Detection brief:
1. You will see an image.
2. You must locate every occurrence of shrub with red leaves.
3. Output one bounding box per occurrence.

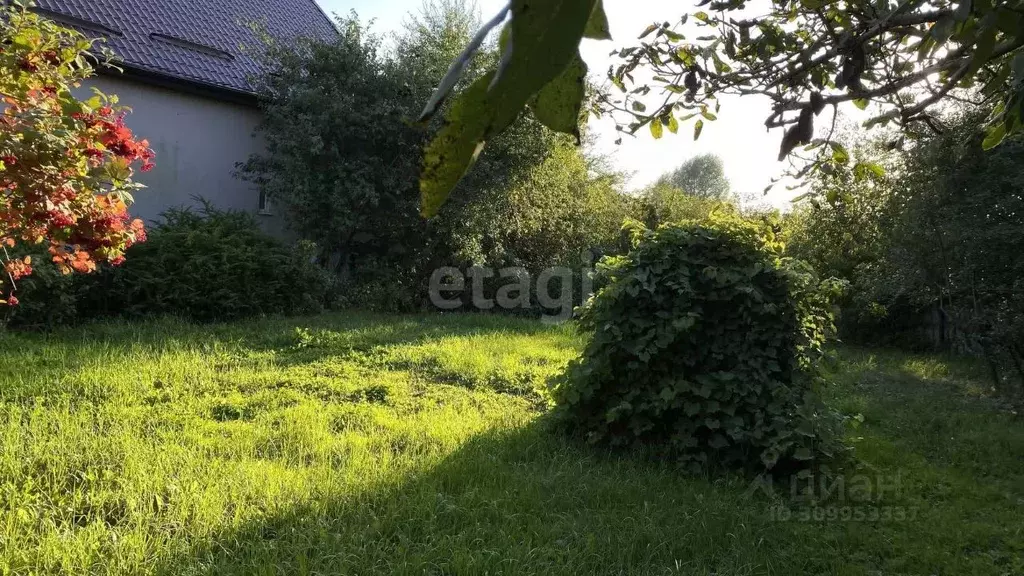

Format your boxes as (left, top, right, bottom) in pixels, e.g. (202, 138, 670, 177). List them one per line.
(1, 4, 153, 305)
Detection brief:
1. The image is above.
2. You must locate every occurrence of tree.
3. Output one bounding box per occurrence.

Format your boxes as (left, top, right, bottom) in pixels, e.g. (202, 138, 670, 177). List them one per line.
(637, 181, 734, 229)
(393, 0, 483, 96)
(243, 1, 624, 308)
(240, 15, 423, 279)
(608, 0, 1024, 163)
(874, 109, 1024, 396)
(786, 104, 1024, 405)
(656, 153, 731, 200)
(416, 0, 1024, 212)
(784, 140, 898, 341)
(1, 3, 152, 306)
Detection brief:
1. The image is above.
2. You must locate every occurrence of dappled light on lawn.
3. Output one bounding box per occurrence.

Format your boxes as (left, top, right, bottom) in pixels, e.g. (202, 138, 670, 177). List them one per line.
(1, 313, 1022, 574)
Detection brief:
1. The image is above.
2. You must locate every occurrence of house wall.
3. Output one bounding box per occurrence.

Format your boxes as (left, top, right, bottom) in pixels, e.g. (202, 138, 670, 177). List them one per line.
(79, 75, 286, 235)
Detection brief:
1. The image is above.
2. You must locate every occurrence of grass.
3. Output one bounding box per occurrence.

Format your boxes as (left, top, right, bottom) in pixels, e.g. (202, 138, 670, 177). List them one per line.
(0, 312, 1022, 575)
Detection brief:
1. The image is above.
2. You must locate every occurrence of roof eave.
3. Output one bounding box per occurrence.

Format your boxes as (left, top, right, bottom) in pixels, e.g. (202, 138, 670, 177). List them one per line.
(99, 62, 260, 107)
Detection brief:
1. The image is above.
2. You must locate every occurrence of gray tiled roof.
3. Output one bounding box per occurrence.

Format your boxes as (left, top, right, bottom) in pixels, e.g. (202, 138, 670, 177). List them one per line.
(34, 0, 338, 95)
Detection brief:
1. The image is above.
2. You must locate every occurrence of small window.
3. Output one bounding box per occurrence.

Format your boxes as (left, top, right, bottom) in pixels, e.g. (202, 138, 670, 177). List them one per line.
(258, 190, 273, 215)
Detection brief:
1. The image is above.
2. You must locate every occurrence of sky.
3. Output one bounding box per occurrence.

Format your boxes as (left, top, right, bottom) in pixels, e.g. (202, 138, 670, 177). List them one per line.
(314, 0, 815, 208)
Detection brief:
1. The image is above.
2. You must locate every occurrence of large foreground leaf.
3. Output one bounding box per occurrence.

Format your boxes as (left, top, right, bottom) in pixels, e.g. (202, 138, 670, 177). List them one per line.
(421, 72, 502, 220)
(583, 0, 611, 40)
(530, 54, 588, 139)
(419, 0, 603, 217)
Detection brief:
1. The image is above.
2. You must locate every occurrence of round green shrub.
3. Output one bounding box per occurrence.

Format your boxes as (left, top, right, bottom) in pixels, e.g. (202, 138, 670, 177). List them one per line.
(0, 244, 79, 330)
(79, 206, 331, 322)
(551, 215, 846, 475)
(4, 203, 331, 328)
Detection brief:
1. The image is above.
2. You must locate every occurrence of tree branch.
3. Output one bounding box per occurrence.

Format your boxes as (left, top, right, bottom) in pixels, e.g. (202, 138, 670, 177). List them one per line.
(766, 1, 946, 91)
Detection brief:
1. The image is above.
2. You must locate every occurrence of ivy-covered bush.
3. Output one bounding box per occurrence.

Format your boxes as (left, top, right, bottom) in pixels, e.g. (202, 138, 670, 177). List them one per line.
(551, 215, 846, 475)
(5, 204, 331, 328)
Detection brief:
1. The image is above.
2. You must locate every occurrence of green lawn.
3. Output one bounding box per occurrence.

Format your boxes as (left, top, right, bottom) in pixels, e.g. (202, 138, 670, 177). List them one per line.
(1, 313, 1022, 575)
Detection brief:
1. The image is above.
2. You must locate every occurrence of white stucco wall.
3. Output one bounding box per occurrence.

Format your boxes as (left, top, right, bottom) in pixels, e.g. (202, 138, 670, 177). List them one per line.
(80, 75, 284, 233)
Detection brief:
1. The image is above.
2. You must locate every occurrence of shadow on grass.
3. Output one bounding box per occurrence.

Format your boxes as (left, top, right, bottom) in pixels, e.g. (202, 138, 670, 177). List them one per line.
(151, 420, 827, 576)
(6, 328, 1021, 573)
(147, 347, 1024, 575)
(149, 417, 1024, 575)
(827, 346, 1024, 484)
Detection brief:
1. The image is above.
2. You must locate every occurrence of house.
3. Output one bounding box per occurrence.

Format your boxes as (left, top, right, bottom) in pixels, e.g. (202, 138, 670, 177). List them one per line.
(32, 0, 338, 230)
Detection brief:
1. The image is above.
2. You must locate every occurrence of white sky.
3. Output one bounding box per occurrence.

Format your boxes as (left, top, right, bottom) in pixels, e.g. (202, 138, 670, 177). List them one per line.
(315, 0, 855, 208)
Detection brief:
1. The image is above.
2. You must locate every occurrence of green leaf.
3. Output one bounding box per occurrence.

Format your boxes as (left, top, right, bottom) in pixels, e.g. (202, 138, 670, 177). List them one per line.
(829, 141, 849, 164)
(852, 98, 869, 110)
(701, 110, 718, 121)
(419, 0, 599, 217)
(982, 122, 1006, 150)
(638, 24, 658, 39)
(983, 62, 1010, 96)
(632, 100, 647, 112)
(693, 118, 704, 141)
(916, 36, 936, 62)
(711, 52, 732, 74)
(853, 161, 885, 178)
(530, 54, 588, 137)
(420, 74, 500, 218)
(103, 156, 132, 181)
(676, 47, 695, 67)
(1013, 52, 1024, 83)
(965, 23, 997, 80)
(650, 118, 663, 139)
(667, 115, 679, 134)
(664, 29, 685, 42)
(793, 446, 814, 460)
(930, 15, 956, 45)
(954, 0, 972, 22)
(708, 434, 729, 449)
(584, 0, 611, 40)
